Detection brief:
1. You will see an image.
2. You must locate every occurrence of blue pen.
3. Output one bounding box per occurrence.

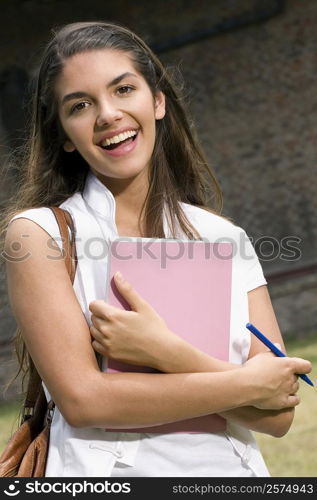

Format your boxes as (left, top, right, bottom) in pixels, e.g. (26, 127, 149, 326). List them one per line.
(246, 322, 314, 387)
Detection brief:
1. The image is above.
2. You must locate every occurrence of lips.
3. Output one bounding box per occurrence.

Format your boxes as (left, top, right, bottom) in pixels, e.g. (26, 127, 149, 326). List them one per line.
(98, 130, 139, 157)
(97, 128, 139, 148)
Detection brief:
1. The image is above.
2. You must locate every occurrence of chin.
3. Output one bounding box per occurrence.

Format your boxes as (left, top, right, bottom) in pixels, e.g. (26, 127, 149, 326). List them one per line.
(95, 169, 147, 183)
(98, 165, 149, 179)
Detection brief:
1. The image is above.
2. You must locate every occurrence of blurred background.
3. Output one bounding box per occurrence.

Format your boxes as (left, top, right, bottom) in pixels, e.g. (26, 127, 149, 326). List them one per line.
(0, 0, 316, 476)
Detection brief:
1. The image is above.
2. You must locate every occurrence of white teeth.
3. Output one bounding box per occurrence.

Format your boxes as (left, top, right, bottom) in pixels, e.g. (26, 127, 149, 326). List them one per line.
(100, 130, 137, 147)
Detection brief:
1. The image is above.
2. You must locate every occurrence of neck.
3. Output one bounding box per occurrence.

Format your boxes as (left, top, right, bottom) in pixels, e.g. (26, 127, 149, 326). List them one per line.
(97, 170, 149, 220)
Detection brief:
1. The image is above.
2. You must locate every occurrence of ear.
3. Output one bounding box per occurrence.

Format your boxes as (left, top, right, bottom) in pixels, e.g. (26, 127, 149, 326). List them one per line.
(154, 91, 166, 120)
(63, 140, 76, 153)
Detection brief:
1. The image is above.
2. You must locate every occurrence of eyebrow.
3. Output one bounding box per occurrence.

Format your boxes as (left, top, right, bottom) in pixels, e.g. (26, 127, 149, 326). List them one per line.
(61, 72, 137, 105)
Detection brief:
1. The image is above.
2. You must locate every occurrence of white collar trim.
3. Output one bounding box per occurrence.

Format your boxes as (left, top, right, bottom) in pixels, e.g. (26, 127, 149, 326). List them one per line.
(82, 171, 116, 220)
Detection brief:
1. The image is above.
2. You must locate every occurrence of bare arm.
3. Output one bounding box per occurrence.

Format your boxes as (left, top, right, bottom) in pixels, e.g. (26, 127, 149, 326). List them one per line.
(142, 284, 297, 437)
(162, 286, 297, 437)
(218, 285, 295, 437)
(5, 220, 310, 429)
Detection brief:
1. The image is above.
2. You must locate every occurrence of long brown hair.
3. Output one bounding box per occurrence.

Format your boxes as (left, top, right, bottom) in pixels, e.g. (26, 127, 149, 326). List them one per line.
(0, 21, 223, 389)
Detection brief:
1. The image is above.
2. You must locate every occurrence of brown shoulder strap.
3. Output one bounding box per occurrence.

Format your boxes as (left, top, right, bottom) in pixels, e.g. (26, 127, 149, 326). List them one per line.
(50, 207, 78, 283)
(23, 207, 77, 419)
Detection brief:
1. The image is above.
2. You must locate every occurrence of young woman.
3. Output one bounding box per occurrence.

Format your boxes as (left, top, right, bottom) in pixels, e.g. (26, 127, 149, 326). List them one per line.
(1, 21, 311, 477)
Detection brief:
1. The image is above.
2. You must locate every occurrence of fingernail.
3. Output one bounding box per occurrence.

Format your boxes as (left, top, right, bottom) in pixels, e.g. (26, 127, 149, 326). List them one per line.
(115, 271, 124, 282)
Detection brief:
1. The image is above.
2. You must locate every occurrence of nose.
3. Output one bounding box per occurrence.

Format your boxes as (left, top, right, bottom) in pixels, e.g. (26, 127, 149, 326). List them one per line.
(96, 99, 123, 127)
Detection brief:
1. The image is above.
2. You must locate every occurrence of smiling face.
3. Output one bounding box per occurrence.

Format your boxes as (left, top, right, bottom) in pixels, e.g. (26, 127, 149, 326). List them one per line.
(55, 49, 165, 188)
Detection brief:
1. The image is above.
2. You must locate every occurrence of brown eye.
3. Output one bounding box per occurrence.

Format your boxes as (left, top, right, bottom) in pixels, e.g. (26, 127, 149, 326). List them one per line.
(117, 85, 134, 95)
(71, 101, 90, 114)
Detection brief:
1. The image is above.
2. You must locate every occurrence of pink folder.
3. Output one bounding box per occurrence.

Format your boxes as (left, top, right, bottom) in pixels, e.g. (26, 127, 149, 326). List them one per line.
(106, 239, 233, 433)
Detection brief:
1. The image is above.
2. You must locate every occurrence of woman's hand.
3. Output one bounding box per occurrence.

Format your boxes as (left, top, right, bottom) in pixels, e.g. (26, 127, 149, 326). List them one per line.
(89, 272, 183, 370)
(90, 272, 240, 373)
(242, 350, 312, 410)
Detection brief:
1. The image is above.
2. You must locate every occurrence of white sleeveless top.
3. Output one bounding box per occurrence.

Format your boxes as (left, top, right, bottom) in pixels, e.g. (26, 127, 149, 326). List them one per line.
(10, 172, 269, 477)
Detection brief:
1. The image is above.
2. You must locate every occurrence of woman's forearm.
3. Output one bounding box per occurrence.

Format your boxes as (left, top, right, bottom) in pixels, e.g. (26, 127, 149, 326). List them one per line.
(64, 349, 308, 429)
(153, 338, 295, 437)
(87, 326, 301, 435)
(69, 368, 252, 428)
(154, 336, 238, 373)
(219, 406, 295, 438)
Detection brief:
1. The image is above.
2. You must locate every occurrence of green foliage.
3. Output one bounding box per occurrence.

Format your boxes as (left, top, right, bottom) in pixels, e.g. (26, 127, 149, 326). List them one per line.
(0, 401, 21, 452)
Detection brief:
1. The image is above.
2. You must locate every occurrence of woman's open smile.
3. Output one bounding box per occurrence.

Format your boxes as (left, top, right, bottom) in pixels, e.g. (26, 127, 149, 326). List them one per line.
(97, 127, 139, 157)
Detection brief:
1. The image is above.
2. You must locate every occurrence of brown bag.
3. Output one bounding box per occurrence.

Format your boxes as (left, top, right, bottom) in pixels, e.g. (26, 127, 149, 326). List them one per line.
(0, 207, 77, 477)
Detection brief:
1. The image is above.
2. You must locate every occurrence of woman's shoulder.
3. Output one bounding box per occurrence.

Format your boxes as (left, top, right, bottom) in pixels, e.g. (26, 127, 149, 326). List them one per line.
(181, 202, 244, 239)
(8, 188, 83, 235)
(8, 207, 64, 251)
(182, 203, 267, 290)
(9, 206, 61, 233)
(9, 206, 57, 223)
